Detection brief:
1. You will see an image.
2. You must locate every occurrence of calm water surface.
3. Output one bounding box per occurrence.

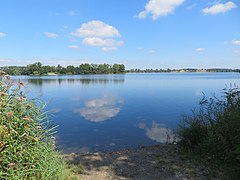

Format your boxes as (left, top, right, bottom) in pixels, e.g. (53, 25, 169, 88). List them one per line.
(12, 73, 240, 153)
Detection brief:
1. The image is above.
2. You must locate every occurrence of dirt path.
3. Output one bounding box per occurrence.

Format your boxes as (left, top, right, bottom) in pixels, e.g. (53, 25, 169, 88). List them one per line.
(64, 144, 222, 180)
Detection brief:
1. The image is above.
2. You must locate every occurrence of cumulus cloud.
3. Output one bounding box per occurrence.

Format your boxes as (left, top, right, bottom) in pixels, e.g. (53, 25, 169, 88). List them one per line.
(83, 37, 113, 46)
(137, 0, 185, 20)
(68, 45, 79, 49)
(71, 21, 120, 38)
(44, 32, 59, 38)
(0, 32, 6, 38)
(196, 47, 205, 52)
(139, 122, 175, 143)
(74, 96, 124, 122)
(202, 1, 237, 15)
(83, 37, 123, 47)
(71, 20, 123, 51)
(232, 40, 240, 45)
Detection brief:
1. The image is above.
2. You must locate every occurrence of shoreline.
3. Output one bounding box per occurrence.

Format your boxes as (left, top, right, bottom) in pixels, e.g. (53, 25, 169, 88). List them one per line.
(5, 71, 240, 77)
(64, 144, 223, 179)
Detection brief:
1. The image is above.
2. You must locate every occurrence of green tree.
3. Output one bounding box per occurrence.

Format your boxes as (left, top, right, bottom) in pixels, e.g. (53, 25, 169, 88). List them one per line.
(26, 62, 43, 75)
(79, 64, 92, 74)
(66, 65, 75, 74)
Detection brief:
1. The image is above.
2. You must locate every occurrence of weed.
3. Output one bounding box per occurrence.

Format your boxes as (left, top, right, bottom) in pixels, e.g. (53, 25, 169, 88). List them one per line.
(177, 86, 240, 178)
(0, 72, 65, 179)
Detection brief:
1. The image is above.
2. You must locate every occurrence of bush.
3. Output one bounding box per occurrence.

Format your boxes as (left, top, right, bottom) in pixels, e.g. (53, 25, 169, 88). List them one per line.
(177, 86, 240, 177)
(0, 72, 65, 179)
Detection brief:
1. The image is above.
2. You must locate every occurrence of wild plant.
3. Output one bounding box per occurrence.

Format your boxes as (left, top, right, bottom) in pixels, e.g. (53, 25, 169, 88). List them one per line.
(0, 71, 65, 179)
(177, 86, 240, 177)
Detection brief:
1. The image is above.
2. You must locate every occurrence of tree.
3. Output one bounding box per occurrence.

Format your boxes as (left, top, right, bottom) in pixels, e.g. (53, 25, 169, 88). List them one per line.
(26, 62, 43, 75)
(79, 64, 92, 74)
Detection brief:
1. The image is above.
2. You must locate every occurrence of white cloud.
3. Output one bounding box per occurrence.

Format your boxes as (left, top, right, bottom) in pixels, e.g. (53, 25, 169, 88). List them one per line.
(71, 21, 120, 38)
(75, 96, 124, 122)
(202, 1, 237, 15)
(71, 21, 123, 51)
(83, 37, 114, 46)
(232, 40, 240, 45)
(196, 47, 205, 52)
(139, 122, 175, 143)
(0, 32, 6, 38)
(68, 45, 79, 49)
(83, 37, 123, 47)
(44, 32, 59, 38)
(137, 0, 185, 20)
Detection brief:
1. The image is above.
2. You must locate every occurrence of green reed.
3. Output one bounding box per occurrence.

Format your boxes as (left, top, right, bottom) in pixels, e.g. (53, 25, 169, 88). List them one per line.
(0, 71, 66, 179)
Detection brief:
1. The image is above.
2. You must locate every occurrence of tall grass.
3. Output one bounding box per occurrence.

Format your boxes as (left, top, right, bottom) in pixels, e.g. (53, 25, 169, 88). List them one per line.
(0, 72, 66, 179)
(177, 86, 240, 178)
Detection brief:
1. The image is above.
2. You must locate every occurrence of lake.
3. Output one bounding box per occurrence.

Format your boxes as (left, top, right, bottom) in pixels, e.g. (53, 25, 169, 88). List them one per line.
(12, 73, 240, 153)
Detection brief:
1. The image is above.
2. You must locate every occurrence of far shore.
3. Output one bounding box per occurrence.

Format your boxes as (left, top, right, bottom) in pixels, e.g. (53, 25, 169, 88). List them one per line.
(5, 71, 240, 77)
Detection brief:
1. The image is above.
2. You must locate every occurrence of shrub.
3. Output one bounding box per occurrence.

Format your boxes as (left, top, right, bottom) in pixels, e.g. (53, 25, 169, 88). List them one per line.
(0, 72, 65, 179)
(177, 86, 240, 177)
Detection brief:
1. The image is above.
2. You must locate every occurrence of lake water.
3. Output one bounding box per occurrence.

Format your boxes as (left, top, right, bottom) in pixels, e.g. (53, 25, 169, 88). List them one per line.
(12, 73, 240, 153)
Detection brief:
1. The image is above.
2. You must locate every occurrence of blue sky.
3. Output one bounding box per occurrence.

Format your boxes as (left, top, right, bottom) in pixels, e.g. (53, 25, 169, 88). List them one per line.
(0, 0, 239, 69)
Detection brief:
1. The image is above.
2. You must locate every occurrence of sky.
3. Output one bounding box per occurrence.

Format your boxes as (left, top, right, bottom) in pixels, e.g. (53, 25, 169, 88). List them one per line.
(0, 0, 239, 69)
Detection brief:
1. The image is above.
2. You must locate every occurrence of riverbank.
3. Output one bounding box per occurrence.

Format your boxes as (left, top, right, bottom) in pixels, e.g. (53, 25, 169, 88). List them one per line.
(64, 144, 223, 180)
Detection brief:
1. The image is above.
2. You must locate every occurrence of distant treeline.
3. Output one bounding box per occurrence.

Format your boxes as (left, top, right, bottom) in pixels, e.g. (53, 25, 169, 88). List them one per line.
(0, 62, 125, 75)
(127, 68, 240, 73)
(1, 62, 240, 75)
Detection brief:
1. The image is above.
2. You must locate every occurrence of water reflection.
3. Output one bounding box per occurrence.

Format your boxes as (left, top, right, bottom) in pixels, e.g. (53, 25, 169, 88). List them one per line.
(74, 96, 124, 122)
(9, 73, 240, 152)
(138, 121, 174, 143)
(25, 75, 125, 87)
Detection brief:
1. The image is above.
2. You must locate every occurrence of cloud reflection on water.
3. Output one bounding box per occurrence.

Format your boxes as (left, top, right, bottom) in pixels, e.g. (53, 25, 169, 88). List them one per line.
(74, 96, 124, 122)
(139, 121, 174, 143)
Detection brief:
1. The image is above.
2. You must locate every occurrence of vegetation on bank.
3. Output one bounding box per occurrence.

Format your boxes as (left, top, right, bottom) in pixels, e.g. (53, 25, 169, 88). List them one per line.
(177, 86, 240, 178)
(0, 62, 126, 76)
(0, 71, 72, 179)
(1, 62, 240, 76)
(127, 68, 240, 73)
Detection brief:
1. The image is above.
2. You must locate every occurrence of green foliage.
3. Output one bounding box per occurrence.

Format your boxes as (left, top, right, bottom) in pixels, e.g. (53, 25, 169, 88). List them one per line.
(177, 86, 240, 177)
(25, 62, 43, 75)
(0, 72, 65, 179)
(1, 62, 126, 75)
